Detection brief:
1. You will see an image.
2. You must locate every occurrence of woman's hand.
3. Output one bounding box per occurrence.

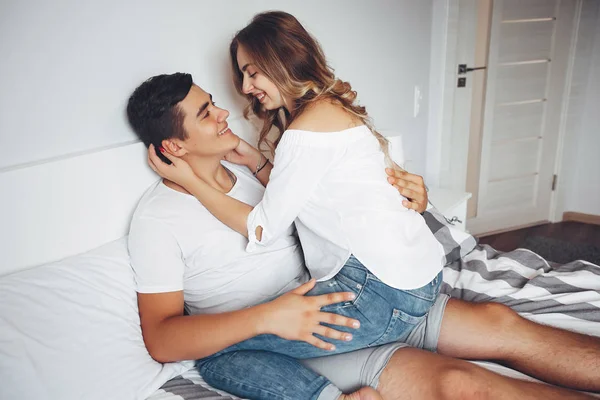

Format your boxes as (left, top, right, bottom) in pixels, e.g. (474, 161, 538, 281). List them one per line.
(224, 137, 264, 171)
(148, 144, 198, 188)
(386, 168, 428, 213)
(258, 279, 360, 351)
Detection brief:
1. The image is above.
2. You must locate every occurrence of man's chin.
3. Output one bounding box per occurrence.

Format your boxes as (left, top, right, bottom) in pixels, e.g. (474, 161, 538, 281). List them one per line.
(226, 130, 240, 141)
(226, 134, 242, 150)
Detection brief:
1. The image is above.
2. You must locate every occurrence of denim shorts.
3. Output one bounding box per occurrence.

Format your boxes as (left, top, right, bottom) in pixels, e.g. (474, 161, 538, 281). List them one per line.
(196, 256, 443, 399)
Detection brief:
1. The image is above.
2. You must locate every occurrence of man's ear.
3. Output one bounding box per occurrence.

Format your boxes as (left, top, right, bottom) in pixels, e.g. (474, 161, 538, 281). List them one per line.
(161, 139, 187, 157)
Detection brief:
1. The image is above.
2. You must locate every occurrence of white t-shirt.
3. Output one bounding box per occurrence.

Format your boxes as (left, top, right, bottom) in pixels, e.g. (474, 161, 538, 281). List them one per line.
(247, 126, 445, 290)
(128, 162, 308, 315)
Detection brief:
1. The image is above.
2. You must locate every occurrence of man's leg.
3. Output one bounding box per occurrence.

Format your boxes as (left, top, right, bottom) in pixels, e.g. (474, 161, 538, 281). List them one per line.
(377, 347, 593, 399)
(302, 340, 592, 399)
(437, 299, 600, 392)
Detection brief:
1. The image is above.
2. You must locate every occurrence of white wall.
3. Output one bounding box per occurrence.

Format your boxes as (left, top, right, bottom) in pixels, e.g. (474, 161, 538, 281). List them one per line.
(556, 0, 600, 218)
(0, 0, 434, 175)
(426, 0, 450, 187)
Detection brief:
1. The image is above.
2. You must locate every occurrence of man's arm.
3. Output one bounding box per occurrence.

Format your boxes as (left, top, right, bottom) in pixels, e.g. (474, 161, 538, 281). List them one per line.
(138, 280, 360, 363)
(386, 168, 428, 213)
(138, 291, 261, 362)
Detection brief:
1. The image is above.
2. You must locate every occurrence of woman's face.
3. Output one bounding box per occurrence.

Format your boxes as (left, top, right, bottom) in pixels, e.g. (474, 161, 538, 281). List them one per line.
(236, 45, 290, 111)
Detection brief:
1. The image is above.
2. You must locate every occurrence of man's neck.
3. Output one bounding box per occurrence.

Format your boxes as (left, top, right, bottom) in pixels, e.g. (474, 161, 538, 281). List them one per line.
(163, 155, 233, 195)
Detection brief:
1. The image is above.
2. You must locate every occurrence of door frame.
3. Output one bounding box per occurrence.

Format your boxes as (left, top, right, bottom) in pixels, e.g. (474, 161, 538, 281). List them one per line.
(428, 0, 583, 233)
(426, 0, 479, 192)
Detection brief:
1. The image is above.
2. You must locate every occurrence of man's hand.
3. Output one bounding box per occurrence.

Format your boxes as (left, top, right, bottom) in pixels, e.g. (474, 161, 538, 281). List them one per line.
(148, 144, 198, 188)
(386, 168, 428, 213)
(258, 279, 360, 351)
(224, 137, 264, 172)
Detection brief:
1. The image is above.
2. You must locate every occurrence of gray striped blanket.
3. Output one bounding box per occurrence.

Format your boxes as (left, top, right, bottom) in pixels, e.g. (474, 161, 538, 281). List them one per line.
(151, 208, 600, 399)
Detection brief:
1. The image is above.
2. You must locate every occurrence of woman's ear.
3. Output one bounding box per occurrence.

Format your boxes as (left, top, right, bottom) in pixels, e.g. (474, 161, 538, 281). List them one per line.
(161, 139, 187, 157)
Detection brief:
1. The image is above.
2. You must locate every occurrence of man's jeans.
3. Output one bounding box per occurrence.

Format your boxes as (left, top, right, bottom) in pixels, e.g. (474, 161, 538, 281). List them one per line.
(196, 256, 443, 400)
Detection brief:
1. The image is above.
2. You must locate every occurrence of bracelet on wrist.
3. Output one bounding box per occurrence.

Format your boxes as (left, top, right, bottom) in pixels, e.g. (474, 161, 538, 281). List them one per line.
(253, 155, 269, 176)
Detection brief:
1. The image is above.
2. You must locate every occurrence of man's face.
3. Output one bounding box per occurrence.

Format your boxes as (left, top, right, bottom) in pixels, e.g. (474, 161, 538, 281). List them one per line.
(174, 85, 240, 158)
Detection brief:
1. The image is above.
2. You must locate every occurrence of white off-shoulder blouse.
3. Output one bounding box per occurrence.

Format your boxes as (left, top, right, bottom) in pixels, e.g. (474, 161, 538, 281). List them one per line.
(246, 125, 444, 290)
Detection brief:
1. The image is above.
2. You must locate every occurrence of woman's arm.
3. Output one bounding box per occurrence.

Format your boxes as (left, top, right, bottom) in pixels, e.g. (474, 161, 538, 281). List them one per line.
(223, 137, 273, 187)
(184, 179, 255, 238)
(252, 154, 273, 187)
(244, 141, 335, 249)
(149, 141, 334, 248)
(148, 145, 254, 238)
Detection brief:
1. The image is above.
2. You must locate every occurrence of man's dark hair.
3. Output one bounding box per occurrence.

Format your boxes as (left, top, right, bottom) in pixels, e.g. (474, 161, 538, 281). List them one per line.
(126, 73, 193, 163)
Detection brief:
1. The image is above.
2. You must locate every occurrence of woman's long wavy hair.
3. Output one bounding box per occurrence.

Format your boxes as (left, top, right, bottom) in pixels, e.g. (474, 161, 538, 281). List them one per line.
(229, 11, 395, 166)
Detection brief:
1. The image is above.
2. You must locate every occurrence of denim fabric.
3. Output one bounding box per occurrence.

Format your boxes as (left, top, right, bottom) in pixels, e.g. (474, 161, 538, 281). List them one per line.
(197, 350, 332, 400)
(196, 256, 443, 399)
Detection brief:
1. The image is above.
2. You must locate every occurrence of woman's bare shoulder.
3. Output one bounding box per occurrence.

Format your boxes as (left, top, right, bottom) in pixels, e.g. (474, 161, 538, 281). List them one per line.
(288, 100, 362, 132)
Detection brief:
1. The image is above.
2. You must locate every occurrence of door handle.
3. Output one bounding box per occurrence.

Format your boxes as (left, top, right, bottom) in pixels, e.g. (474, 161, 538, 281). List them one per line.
(458, 64, 487, 74)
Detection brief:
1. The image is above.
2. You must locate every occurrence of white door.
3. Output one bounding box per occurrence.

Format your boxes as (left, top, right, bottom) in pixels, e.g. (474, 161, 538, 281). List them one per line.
(466, 0, 578, 235)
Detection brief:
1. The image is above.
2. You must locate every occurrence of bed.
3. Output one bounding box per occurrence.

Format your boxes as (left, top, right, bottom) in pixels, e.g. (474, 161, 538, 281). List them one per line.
(1, 127, 599, 399)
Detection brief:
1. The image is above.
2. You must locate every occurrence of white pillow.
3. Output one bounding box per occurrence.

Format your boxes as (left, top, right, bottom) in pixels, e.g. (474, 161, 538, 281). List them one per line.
(0, 238, 189, 400)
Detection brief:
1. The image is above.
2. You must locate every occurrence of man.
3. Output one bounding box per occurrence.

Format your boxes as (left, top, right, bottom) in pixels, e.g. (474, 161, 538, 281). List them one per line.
(127, 73, 599, 399)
